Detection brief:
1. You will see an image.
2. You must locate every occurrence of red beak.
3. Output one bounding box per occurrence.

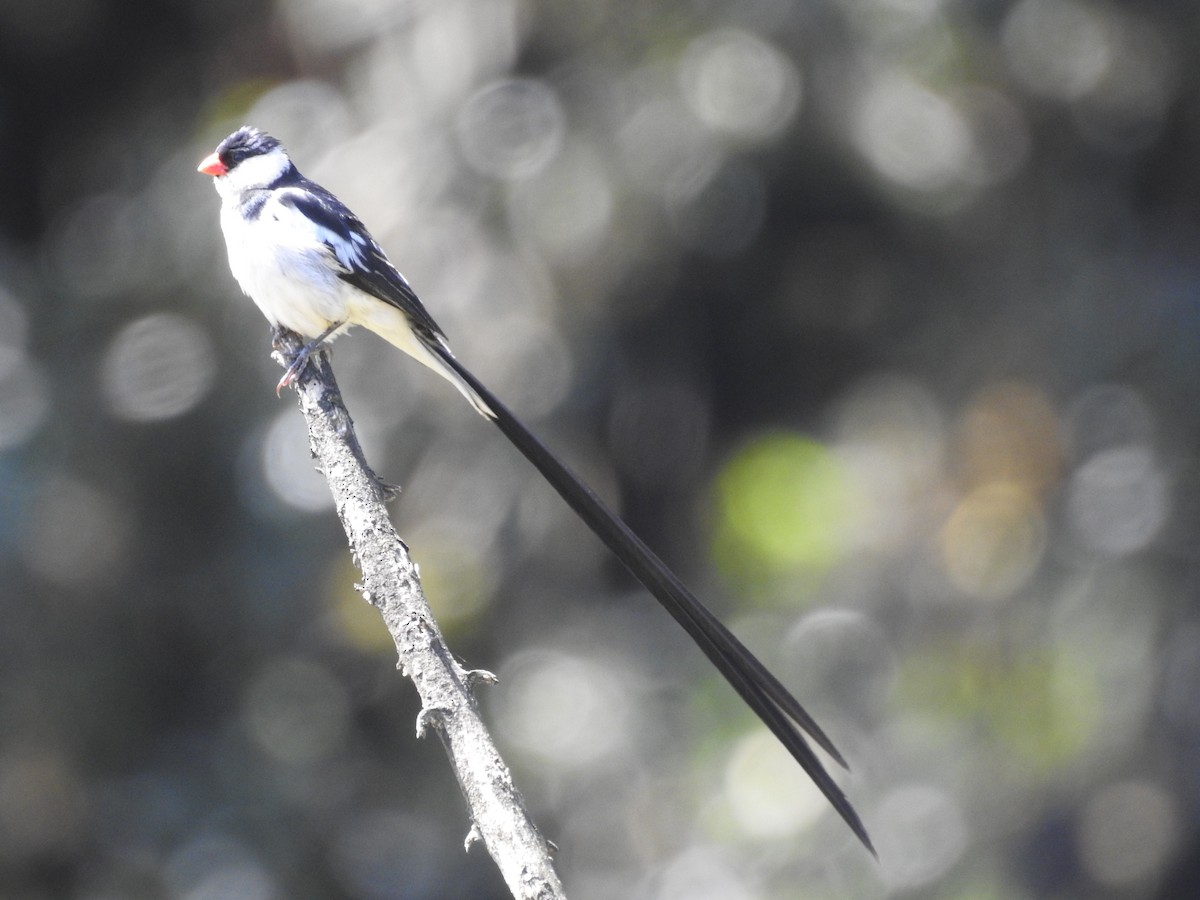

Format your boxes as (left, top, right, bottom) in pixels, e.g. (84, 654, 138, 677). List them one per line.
(197, 151, 227, 176)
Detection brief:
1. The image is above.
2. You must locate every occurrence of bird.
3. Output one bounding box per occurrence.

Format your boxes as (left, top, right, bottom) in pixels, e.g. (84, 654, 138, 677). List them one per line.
(198, 125, 873, 854)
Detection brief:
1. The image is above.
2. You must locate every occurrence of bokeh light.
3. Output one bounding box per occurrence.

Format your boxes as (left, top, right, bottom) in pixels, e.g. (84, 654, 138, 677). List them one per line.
(162, 833, 278, 900)
(1077, 778, 1178, 889)
(957, 382, 1062, 494)
(854, 74, 973, 195)
(1066, 445, 1168, 556)
(507, 142, 614, 263)
(618, 84, 721, 202)
(831, 373, 945, 552)
(45, 193, 145, 300)
(1070, 12, 1177, 151)
(1002, 0, 1112, 101)
(678, 28, 802, 140)
(242, 656, 351, 766)
(721, 730, 831, 839)
(0, 362, 49, 451)
(21, 475, 130, 589)
(457, 78, 566, 179)
(496, 649, 635, 772)
(940, 482, 1045, 599)
(101, 313, 215, 422)
(875, 784, 967, 890)
(714, 433, 855, 579)
(258, 409, 335, 513)
(0, 746, 87, 863)
(647, 846, 754, 900)
(401, 525, 495, 630)
(280, 0, 408, 55)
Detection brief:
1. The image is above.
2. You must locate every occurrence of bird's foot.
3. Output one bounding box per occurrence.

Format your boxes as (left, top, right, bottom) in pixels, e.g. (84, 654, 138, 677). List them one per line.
(275, 321, 344, 396)
(276, 347, 315, 396)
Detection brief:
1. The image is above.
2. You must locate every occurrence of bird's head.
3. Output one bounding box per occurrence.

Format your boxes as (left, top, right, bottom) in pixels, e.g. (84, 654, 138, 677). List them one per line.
(198, 126, 292, 196)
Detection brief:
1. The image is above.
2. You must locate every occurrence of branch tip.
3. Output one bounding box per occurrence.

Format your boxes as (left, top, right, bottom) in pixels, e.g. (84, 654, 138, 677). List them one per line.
(466, 668, 500, 687)
(465, 823, 484, 852)
(416, 705, 449, 738)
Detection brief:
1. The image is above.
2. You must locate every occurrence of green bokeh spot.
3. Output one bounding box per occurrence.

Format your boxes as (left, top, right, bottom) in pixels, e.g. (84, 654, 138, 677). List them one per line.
(897, 641, 1100, 773)
(714, 433, 852, 580)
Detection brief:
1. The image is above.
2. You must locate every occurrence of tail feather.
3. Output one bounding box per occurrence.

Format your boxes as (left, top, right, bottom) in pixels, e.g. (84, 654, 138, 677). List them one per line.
(424, 343, 873, 854)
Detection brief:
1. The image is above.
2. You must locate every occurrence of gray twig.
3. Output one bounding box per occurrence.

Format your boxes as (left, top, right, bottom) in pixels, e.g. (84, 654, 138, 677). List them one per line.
(274, 331, 565, 900)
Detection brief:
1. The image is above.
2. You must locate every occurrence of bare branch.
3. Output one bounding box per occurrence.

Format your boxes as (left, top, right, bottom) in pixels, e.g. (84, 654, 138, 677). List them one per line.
(275, 331, 565, 900)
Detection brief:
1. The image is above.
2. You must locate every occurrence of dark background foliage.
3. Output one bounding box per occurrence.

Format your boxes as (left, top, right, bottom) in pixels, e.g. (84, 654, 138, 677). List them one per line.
(2, 0, 1198, 897)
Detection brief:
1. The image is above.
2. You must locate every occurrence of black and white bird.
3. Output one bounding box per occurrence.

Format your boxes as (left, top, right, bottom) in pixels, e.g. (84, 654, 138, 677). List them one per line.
(199, 125, 872, 853)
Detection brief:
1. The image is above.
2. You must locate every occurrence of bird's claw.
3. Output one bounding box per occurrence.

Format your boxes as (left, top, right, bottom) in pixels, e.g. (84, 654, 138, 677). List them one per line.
(274, 321, 344, 396)
(276, 350, 312, 396)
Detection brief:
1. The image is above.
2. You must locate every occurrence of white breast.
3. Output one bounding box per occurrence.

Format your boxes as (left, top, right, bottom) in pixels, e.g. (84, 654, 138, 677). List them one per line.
(218, 196, 355, 340)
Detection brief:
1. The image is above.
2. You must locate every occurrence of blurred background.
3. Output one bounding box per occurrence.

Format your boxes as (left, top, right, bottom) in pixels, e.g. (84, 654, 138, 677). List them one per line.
(1, 0, 1198, 897)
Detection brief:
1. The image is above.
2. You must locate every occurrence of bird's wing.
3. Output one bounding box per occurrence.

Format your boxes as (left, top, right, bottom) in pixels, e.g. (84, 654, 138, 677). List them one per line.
(276, 186, 448, 344)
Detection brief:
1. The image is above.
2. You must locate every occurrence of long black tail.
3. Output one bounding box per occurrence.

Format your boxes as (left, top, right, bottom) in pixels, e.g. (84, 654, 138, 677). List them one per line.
(431, 345, 873, 854)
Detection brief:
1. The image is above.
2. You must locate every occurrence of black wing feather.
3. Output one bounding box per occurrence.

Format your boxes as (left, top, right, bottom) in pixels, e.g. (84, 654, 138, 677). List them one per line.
(428, 342, 876, 855)
(278, 185, 448, 343)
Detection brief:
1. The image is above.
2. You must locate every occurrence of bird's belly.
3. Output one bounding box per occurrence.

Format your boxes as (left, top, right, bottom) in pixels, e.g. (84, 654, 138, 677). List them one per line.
(225, 233, 350, 339)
